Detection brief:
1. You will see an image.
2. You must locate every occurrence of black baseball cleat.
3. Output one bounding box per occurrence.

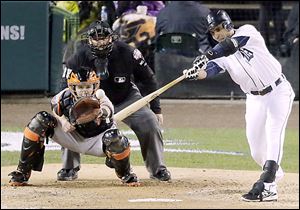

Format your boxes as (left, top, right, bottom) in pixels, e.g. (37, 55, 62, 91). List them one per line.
(150, 168, 171, 181)
(8, 170, 31, 186)
(57, 166, 80, 181)
(121, 172, 140, 186)
(241, 182, 278, 202)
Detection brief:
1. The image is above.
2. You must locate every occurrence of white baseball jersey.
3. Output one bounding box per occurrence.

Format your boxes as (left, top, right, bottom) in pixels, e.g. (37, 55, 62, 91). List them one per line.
(210, 24, 282, 93)
(206, 24, 295, 182)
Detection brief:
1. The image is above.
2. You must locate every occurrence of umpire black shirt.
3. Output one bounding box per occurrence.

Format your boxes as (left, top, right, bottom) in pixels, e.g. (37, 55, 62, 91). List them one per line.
(62, 40, 161, 114)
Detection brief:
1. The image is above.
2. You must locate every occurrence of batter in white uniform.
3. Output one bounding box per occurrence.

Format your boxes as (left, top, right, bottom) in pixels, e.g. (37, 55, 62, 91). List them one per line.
(184, 10, 295, 202)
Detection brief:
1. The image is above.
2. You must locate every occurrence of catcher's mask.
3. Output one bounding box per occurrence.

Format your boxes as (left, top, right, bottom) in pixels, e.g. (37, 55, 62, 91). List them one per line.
(67, 68, 100, 100)
(87, 20, 118, 58)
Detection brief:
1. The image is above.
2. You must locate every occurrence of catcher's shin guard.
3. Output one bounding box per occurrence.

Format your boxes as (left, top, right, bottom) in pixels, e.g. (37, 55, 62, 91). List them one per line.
(102, 129, 139, 185)
(9, 111, 57, 185)
(9, 136, 44, 186)
(259, 160, 279, 183)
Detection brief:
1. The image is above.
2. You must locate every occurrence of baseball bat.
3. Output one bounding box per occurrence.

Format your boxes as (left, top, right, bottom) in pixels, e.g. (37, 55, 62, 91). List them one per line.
(114, 74, 186, 122)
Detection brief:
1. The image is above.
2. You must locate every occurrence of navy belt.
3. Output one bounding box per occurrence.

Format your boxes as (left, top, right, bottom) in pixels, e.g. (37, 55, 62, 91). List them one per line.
(250, 77, 283, 96)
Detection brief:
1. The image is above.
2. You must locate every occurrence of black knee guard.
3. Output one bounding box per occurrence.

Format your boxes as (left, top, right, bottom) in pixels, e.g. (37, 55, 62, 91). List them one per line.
(259, 160, 279, 183)
(17, 111, 57, 174)
(102, 129, 131, 178)
(27, 111, 57, 140)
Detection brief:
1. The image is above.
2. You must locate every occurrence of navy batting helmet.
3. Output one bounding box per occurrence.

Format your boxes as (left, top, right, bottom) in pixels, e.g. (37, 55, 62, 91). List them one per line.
(206, 10, 234, 31)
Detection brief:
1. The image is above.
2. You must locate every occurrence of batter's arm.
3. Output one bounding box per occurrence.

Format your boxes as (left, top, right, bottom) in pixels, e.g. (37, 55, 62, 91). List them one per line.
(205, 36, 250, 60)
(188, 36, 249, 80)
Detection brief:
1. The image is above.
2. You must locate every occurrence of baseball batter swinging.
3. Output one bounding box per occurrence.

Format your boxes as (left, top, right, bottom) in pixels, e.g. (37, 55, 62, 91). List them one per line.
(184, 10, 295, 202)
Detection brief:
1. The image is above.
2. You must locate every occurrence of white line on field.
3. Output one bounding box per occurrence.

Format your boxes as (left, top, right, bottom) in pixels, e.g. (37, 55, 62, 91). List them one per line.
(128, 198, 182, 202)
(1, 131, 244, 156)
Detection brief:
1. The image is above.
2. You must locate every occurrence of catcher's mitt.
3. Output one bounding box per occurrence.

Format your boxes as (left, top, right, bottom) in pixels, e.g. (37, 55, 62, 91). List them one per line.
(69, 96, 101, 125)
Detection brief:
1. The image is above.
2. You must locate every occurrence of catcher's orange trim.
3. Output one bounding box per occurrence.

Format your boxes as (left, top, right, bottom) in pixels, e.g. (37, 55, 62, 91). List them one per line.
(68, 72, 81, 84)
(24, 127, 39, 142)
(111, 147, 130, 160)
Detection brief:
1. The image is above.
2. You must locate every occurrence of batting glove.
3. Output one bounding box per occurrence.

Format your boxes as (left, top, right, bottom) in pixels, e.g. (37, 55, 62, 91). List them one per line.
(193, 55, 208, 71)
(183, 67, 199, 80)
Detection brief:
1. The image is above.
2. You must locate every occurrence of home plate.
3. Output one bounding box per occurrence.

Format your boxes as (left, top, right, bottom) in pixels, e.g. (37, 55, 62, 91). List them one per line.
(128, 198, 182, 202)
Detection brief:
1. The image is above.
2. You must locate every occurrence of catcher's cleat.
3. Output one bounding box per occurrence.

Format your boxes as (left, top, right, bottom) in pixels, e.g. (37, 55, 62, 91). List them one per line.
(8, 170, 31, 186)
(121, 172, 140, 187)
(241, 181, 278, 202)
(150, 168, 171, 181)
(57, 166, 80, 181)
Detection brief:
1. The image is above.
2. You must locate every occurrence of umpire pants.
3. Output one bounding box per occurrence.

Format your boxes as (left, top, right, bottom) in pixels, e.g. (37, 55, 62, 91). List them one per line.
(60, 85, 168, 176)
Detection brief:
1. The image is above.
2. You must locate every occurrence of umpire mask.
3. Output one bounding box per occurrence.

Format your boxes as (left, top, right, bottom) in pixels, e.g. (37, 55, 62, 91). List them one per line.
(87, 20, 117, 58)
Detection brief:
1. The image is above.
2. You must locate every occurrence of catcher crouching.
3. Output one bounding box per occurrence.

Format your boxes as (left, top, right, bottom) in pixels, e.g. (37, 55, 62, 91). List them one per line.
(8, 68, 140, 186)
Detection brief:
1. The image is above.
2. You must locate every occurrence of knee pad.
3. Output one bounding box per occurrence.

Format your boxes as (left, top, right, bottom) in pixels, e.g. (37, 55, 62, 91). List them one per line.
(259, 160, 279, 183)
(102, 129, 130, 160)
(25, 111, 57, 141)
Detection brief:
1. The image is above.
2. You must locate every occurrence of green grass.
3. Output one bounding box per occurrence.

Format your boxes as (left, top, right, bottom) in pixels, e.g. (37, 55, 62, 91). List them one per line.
(1, 128, 298, 173)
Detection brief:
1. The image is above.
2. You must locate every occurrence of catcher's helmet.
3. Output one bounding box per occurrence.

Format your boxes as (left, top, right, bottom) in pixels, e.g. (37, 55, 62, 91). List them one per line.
(87, 20, 118, 58)
(67, 67, 100, 99)
(206, 10, 234, 31)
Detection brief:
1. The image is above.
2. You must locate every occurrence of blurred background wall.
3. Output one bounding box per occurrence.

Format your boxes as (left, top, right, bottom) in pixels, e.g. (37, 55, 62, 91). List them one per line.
(1, 1, 298, 100)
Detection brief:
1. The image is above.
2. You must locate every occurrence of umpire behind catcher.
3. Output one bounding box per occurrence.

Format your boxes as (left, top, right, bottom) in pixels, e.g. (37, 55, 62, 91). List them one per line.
(59, 20, 171, 182)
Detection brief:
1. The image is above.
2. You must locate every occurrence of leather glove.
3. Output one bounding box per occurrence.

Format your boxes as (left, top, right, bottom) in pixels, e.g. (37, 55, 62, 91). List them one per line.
(94, 108, 104, 126)
(69, 96, 101, 125)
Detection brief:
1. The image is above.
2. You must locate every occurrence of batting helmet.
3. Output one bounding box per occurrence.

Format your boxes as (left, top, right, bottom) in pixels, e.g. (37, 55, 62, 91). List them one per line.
(206, 10, 234, 31)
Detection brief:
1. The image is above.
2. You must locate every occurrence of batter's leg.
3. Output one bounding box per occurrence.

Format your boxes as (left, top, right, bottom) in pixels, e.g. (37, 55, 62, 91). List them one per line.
(265, 81, 295, 180)
(245, 95, 268, 166)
